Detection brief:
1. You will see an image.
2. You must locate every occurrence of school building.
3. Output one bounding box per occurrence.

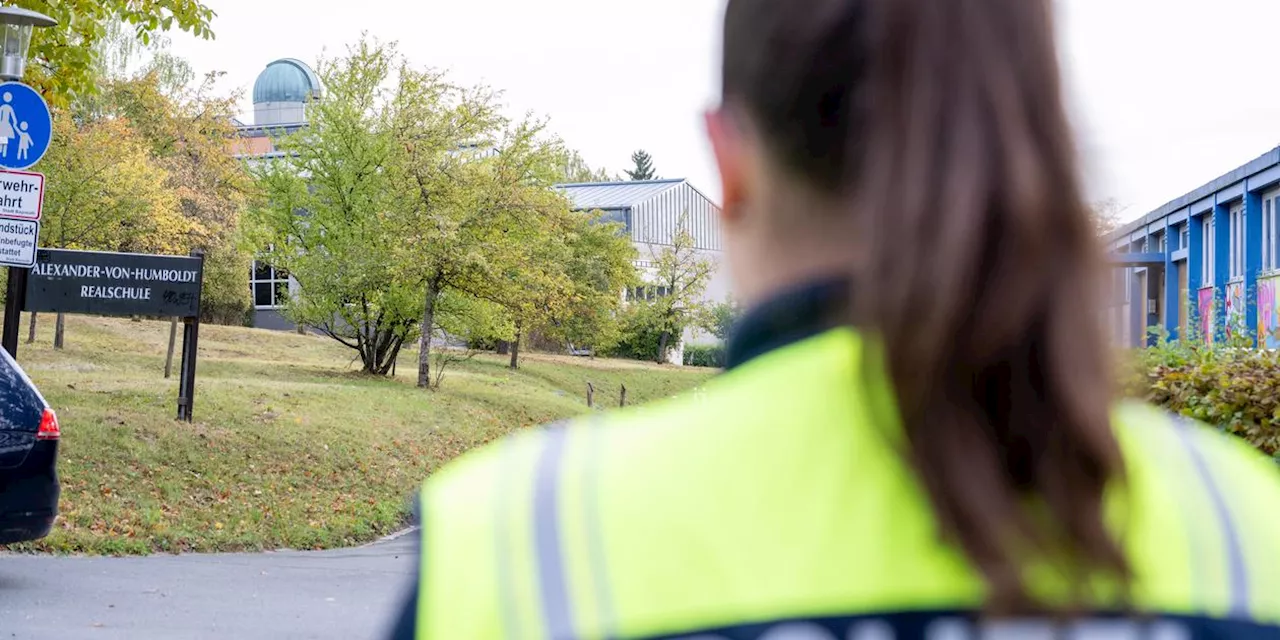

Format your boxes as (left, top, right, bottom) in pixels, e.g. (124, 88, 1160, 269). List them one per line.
(556, 179, 731, 353)
(1105, 145, 1280, 348)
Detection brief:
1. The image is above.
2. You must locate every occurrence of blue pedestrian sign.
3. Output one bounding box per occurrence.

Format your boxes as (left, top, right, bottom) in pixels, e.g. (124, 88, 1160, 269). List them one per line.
(0, 82, 51, 171)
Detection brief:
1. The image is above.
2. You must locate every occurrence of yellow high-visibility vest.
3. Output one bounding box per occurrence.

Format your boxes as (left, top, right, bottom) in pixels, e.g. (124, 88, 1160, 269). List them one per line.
(412, 325, 1280, 639)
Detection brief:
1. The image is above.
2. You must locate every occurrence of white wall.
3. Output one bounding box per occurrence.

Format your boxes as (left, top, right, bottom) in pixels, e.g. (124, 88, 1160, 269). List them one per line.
(254, 101, 307, 126)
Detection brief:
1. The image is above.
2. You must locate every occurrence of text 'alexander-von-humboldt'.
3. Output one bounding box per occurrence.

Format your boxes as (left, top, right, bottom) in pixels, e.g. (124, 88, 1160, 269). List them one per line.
(31, 263, 200, 301)
(31, 263, 199, 282)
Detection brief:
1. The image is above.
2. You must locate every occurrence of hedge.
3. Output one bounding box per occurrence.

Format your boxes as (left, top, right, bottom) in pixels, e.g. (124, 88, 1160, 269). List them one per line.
(1123, 344, 1280, 457)
(683, 344, 726, 368)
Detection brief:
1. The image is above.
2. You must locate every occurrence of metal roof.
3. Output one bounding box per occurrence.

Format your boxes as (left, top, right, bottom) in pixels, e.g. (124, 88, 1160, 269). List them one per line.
(555, 179, 685, 211)
(1106, 143, 1280, 245)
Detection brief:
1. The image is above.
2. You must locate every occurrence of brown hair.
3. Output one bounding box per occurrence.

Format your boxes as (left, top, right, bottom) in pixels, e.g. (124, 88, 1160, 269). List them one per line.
(722, 0, 1128, 611)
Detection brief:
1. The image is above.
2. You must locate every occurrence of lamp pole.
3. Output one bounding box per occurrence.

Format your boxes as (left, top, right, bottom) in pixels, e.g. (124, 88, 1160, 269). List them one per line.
(0, 6, 55, 358)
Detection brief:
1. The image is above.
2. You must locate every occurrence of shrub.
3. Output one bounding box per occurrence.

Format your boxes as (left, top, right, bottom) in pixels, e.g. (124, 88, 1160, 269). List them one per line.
(604, 303, 664, 362)
(1123, 338, 1280, 457)
(683, 344, 726, 368)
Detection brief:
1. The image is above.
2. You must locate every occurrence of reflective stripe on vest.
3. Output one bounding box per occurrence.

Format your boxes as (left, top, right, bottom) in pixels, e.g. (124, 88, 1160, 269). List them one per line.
(495, 434, 526, 638)
(533, 424, 576, 639)
(1169, 418, 1249, 618)
(523, 418, 618, 640)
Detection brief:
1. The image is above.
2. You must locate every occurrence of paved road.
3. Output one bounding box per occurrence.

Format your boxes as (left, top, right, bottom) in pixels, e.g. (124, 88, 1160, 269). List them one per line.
(0, 531, 417, 640)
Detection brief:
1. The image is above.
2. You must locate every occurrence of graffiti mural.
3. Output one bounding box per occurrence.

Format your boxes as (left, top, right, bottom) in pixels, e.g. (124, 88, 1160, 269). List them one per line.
(1198, 287, 1214, 343)
(1225, 282, 1245, 339)
(1261, 278, 1280, 349)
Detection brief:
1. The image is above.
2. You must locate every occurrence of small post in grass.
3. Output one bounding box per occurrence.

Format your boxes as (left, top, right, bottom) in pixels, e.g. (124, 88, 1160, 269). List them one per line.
(164, 317, 178, 378)
(620, 384, 627, 408)
(586, 382, 595, 408)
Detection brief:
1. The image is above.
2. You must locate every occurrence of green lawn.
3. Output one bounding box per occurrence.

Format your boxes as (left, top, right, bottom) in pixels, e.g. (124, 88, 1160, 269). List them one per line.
(5, 314, 715, 555)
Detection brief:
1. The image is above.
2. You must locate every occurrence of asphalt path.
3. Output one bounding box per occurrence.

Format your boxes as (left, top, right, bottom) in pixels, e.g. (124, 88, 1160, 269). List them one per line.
(0, 530, 417, 640)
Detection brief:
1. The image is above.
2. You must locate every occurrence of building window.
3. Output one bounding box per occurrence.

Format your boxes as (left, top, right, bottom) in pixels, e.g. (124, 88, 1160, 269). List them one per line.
(1266, 192, 1280, 272)
(1229, 204, 1244, 279)
(626, 285, 670, 302)
(1202, 217, 1215, 284)
(250, 261, 291, 309)
(1180, 225, 1189, 252)
(1266, 197, 1275, 271)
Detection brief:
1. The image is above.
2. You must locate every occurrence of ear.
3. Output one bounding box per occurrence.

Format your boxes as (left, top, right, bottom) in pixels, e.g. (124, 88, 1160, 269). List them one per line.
(704, 108, 747, 224)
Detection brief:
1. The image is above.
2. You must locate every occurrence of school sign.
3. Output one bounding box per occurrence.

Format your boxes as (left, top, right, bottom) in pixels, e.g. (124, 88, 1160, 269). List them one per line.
(20, 248, 207, 422)
(26, 249, 203, 317)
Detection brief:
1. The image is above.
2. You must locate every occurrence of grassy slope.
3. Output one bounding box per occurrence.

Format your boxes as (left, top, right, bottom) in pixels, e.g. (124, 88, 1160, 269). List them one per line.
(7, 314, 714, 554)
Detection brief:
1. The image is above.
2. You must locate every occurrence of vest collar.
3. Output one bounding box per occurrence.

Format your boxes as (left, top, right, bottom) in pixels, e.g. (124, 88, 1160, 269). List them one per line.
(725, 276, 851, 370)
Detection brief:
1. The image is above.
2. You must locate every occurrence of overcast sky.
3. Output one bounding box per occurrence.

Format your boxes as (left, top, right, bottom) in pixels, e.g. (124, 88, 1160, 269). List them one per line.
(169, 0, 1280, 223)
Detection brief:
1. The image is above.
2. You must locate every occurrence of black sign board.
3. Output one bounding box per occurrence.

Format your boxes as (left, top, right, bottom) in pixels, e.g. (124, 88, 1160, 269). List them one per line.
(24, 248, 203, 318)
(5, 248, 207, 421)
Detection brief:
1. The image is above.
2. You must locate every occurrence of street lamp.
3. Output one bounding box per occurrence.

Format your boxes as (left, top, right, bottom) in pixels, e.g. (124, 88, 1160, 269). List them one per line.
(0, 6, 55, 82)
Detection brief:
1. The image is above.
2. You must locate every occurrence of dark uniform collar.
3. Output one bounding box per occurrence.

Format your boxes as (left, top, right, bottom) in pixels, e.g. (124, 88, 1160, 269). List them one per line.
(725, 276, 851, 370)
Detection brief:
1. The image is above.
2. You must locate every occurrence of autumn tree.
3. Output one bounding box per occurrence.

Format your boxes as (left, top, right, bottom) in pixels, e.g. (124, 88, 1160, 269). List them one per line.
(449, 124, 620, 370)
(537, 212, 638, 357)
(37, 112, 184, 347)
(13, 0, 215, 107)
(625, 149, 657, 181)
(99, 60, 254, 324)
(252, 41, 418, 375)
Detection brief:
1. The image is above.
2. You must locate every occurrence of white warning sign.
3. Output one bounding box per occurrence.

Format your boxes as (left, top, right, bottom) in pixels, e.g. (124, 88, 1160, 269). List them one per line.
(0, 216, 38, 267)
(0, 169, 42, 220)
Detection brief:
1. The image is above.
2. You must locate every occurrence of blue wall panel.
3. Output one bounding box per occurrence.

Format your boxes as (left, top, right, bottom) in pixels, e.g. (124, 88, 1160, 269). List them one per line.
(1246, 188, 1263, 345)
(1188, 211, 1204, 342)
(1165, 221, 1179, 340)
(1215, 199, 1230, 339)
(1189, 213, 1203, 293)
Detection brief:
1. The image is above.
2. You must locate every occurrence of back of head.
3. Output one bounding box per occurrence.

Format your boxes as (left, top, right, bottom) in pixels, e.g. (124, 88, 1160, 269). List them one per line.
(718, 0, 1126, 611)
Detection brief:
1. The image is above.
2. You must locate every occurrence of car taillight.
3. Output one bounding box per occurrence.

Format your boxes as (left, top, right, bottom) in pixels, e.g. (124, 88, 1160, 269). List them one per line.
(36, 408, 60, 441)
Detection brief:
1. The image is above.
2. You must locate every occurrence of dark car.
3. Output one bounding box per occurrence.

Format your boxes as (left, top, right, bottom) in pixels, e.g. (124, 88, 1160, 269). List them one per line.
(0, 347, 59, 544)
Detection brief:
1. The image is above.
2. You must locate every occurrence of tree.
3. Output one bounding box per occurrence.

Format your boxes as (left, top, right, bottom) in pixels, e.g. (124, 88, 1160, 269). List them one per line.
(251, 40, 418, 375)
(13, 0, 215, 107)
(385, 60, 591, 384)
(558, 149, 614, 183)
(1093, 198, 1128, 236)
(703, 297, 742, 342)
(39, 115, 178, 252)
(381, 61, 507, 388)
(428, 291, 509, 387)
(539, 212, 638, 356)
(99, 62, 254, 324)
(625, 149, 658, 181)
(38, 111, 184, 347)
(438, 149, 637, 371)
(643, 213, 716, 362)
